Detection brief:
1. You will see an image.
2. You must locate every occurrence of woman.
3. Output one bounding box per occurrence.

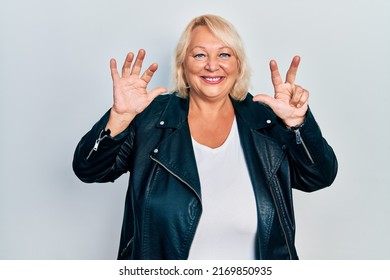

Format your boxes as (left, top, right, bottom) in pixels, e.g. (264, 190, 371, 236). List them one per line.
(73, 14, 338, 260)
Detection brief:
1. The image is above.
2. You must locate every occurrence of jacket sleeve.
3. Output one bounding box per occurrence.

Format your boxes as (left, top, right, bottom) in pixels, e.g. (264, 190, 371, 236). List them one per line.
(282, 109, 338, 192)
(72, 110, 134, 183)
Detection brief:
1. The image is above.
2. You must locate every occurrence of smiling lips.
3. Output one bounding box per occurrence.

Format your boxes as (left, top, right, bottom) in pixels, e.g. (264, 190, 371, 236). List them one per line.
(201, 76, 225, 84)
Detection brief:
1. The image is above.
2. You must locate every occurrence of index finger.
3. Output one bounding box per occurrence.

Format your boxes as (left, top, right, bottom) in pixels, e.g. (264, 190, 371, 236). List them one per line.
(270, 59, 283, 88)
(285, 56, 301, 84)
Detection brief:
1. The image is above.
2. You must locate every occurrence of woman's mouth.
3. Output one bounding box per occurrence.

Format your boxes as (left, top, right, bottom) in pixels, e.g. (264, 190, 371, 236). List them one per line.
(201, 76, 224, 84)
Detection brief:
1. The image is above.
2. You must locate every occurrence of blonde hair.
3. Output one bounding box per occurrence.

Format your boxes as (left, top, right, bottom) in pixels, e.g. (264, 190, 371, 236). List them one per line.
(172, 14, 251, 101)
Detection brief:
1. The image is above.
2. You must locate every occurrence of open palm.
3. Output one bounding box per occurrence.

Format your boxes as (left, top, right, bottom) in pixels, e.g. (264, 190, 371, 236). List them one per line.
(106, 49, 167, 136)
(110, 49, 167, 117)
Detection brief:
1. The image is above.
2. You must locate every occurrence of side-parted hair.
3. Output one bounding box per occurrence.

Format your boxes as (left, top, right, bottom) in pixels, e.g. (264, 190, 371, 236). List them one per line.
(172, 14, 251, 101)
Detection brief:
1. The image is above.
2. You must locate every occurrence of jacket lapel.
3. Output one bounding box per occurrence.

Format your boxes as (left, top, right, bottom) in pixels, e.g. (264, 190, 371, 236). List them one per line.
(150, 95, 202, 202)
(233, 95, 286, 258)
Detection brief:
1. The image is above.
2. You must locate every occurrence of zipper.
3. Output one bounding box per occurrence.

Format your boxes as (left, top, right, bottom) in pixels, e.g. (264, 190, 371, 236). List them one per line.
(150, 154, 202, 257)
(269, 185, 293, 260)
(150, 155, 202, 203)
(293, 128, 315, 164)
(86, 130, 109, 160)
(120, 236, 134, 257)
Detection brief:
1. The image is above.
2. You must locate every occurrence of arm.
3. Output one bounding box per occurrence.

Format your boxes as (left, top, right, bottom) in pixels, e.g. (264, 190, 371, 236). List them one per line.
(254, 56, 337, 191)
(73, 50, 167, 183)
(106, 49, 167, 136)
(72, 110, 133, 183)
(282, 109, 338, 192)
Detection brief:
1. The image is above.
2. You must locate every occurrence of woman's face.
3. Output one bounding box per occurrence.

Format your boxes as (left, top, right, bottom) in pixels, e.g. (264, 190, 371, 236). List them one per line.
(184, 26, 239, 101)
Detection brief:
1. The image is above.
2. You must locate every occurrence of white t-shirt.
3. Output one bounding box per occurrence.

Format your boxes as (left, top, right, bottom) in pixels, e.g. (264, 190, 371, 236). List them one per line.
(188, 118, 258, 260)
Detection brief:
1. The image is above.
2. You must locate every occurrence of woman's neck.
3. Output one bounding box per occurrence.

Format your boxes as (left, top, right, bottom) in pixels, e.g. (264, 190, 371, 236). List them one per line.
(188, 94, 235, 148)
(188, 94, 234, 120)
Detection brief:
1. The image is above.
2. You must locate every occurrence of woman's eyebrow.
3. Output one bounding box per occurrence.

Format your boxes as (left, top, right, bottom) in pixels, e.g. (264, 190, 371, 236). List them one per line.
(190, 46, 231, 51)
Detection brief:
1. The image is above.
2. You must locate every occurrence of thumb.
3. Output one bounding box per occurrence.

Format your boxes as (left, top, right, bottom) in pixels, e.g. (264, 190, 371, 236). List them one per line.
(253, 94, 277, 109)
(148, 87, 168, 101)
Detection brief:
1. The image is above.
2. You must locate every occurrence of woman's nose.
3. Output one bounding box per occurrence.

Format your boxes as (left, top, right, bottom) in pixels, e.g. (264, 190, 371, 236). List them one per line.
(205, 57, 220, 71)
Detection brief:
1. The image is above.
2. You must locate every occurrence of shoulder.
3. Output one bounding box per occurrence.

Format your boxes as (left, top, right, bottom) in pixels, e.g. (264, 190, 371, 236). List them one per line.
(148, 92, 185, 107)
(233, 93, 277, 128)
(134, 93, 188, 127)
(137, 93, 176, 115)
(149, 93, 174, 107)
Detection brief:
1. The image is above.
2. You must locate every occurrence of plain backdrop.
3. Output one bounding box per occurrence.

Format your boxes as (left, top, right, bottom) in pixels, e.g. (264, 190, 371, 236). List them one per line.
(1, 0, 389, 259)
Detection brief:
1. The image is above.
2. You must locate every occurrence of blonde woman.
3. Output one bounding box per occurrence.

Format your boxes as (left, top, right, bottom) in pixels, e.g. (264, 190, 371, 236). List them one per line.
(73, 14, 337, 260)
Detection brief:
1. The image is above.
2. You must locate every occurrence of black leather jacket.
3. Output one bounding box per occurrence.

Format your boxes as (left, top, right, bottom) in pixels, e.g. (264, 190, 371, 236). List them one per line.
(73, 93, 337, 260)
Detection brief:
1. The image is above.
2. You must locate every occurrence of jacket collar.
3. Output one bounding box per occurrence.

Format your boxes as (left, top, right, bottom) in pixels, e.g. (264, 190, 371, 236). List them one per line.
(156, 93, 276, 130)
(155, 94, 189, 129)
(231, 94, 277, 130)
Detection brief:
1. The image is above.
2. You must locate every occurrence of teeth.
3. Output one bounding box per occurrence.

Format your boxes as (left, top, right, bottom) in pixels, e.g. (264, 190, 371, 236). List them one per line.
(204, 77, 221, 82)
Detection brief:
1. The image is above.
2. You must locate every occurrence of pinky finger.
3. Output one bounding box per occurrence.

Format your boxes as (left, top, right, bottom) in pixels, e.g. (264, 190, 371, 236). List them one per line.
(301, 90, 310, 105)
(296, 89, 310, 108)
(290, 85, 304, 107)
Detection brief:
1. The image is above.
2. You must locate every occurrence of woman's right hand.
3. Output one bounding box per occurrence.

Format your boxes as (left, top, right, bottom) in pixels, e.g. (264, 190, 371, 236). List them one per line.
(106, 49, 167, 136)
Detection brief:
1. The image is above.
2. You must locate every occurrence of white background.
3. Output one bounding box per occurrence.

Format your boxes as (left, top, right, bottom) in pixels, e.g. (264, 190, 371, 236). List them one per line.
(1, 0, 389, 259)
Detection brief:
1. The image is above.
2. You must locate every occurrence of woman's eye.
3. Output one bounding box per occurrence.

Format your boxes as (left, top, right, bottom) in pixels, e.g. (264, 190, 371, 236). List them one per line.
(194, 53, 206, 59)
(219, 53, 231, 58)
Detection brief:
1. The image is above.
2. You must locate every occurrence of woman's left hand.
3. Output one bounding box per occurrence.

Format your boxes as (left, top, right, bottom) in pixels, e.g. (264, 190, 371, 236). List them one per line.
(253, 56, 309, 127)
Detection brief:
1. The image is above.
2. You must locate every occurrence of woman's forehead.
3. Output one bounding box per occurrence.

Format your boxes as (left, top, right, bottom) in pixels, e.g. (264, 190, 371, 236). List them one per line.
(188, 26, 231, 50)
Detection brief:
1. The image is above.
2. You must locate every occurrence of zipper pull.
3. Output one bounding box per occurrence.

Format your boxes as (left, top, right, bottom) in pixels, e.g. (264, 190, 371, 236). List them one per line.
(87, 138, 101, 160)
(293, 128, 315, 164)
(86, 130, 109, 160)
(294, 129, 302, 144)
(93, 138, 100, 151)
(93, 129, 106, 151)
